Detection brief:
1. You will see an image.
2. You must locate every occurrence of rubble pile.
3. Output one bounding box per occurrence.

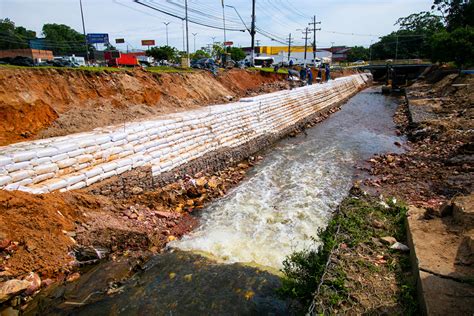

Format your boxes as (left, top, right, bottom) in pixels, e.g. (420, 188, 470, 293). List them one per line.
(364, 70, 473, 208)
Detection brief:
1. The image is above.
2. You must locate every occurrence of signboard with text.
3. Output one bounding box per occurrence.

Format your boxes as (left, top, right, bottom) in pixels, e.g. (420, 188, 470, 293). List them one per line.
(224, 41, 234, 46)
(141, 40, 155, 46)
(115, 38, 125, 44)
(86, 33, 109, 44)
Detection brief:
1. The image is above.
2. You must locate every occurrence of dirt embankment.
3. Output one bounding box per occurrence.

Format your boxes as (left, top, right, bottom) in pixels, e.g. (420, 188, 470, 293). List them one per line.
(0, 68, 286, 146)
(364, 69, 473, 206)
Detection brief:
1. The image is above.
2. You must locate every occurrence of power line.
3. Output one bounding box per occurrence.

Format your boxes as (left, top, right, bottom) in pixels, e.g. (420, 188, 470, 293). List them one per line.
(133, 0, 246, 32)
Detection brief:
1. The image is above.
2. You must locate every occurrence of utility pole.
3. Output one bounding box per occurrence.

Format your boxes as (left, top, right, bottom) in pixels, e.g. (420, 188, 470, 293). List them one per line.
(299, 27, 312, 66)
(250, 0, 256, 66)
(395, 35, 399, 60)
(286, 33, 293, 63)
(185, 0, 190, 66)
(369, 40, 373, 63)
(222, 0, 227, 47)
(212, 36, 216, 45)
(163, 22, 170, 46)
(79, 0, 89, 64)
(192, 33, 197, 52)
(182, 19, 185, 52)
(308, 15, 321, 63)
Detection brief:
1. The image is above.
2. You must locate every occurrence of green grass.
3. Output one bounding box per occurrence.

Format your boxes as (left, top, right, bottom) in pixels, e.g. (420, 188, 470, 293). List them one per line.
(0, 64, 195, 73)
(145, 66, 195, 73)
(248, 66, 288, 74)
(0, 64, 124, 72)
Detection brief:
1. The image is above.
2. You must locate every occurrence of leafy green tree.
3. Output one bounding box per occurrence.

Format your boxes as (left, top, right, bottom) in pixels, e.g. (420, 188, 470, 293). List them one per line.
(396, 11, 444, 33)
(211, 43, 224, 60)
(431, 26, 474, 67)
(0, 18, 36, 50)
(432, 0, 474, 31)
(146, 45, 178, 61)
(228, 47, 246, 61)
(370, 11, 444, 60)
(190, 49, 210, 60)
(42, 23, 87, 55)
(346, 46, 369, 62)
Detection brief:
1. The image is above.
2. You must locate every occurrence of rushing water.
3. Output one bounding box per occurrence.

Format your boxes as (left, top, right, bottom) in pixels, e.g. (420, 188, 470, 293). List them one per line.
(28, 87, 404, 315)
(171, 87, 403, 269)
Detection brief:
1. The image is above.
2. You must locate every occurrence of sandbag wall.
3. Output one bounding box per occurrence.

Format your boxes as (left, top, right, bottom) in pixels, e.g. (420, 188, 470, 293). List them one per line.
(0, 74, 371, 194)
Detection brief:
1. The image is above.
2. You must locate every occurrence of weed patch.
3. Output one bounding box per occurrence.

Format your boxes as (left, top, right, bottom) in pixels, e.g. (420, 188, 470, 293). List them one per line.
(279, 187, 418, 314)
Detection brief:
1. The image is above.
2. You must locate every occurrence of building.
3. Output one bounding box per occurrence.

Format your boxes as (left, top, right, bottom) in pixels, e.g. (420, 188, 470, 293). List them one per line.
(0, 48, 54, 61)
(243, 45, 332, 65)
(324, 46, 351, 62)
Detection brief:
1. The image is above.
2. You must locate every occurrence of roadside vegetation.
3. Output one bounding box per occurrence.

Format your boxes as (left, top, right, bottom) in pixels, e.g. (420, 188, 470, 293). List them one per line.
(279, 187, 418, 315)
(248, 67, 288, 74)
(345, 1, 473, 67)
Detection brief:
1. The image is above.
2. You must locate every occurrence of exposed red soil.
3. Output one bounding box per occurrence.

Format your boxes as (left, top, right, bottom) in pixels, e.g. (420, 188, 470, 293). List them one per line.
(0, 68, 287, 146)
(0, 158, 257, 283)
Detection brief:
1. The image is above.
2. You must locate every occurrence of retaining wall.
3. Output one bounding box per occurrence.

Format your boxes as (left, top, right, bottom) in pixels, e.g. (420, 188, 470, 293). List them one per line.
(0, 74, 371, 194)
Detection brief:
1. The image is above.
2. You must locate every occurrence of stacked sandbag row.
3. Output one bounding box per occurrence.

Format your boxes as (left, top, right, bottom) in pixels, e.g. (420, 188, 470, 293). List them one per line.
(0, 73, 371, 194)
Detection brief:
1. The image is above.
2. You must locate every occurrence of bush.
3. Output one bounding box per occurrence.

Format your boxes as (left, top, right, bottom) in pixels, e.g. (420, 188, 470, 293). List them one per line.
(431, 26, 474, 67)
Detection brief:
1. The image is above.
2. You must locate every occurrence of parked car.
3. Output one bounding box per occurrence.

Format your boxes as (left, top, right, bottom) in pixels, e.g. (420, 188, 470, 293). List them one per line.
(191, 58, 215, 69)
(191, 58, 218, 75)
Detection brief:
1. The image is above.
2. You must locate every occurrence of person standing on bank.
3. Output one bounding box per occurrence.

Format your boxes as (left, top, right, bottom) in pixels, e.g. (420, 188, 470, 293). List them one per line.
(306, 66, 313, 85)
(325, 64, 331, 82)
(317, 66, 322, 83)
(300, 67, 307, 83)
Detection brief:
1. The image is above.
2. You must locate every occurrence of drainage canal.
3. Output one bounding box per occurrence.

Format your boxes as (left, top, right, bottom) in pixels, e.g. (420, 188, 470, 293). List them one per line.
(28, 87, 404, 315)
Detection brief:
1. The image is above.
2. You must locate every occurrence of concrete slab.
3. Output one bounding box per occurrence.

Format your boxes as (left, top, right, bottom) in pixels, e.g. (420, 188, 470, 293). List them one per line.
(407, 206, 474, 315)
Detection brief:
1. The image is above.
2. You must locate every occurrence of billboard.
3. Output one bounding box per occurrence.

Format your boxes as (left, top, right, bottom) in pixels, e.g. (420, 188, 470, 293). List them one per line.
(141, 40, 155, 46)
(224, 41, 234, 46)
(86, 33, 109, 44)
(115, 38, 125, 44)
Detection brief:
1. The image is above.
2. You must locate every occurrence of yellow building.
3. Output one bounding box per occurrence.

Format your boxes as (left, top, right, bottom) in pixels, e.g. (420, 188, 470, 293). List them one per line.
(257, 46, 317, 55)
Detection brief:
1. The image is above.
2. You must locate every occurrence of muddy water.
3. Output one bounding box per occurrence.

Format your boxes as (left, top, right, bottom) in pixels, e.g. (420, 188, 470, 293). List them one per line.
(171, 87, 403, 269)
(28, 87, 404, 315)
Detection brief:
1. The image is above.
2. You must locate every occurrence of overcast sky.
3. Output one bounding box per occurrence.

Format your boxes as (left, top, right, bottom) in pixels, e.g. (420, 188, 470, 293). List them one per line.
(2, 0, 434, 51)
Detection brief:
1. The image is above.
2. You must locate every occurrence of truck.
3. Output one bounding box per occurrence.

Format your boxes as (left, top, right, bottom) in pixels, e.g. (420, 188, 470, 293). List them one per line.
(104, 51, 139, 67)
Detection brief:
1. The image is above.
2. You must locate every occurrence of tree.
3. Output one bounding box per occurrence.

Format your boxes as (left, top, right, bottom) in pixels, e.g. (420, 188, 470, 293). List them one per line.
(431, 26, 474, 67)
(228, 47, 246, 61)
(190, 49, 210, 60)
(432, 0, 474, 31)
(0, 18, 36, 50)
(211, 43, 224, 60)
(370, 11, 444, 61)
(346, 46, 369, 62)
(396, 12, 444, 33)
(42, 23, 87, 55)
(146, 45, 178, 62)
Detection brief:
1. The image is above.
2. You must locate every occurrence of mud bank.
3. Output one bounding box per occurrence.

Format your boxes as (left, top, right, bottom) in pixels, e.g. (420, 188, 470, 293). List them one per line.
(0, 68, 287, 146)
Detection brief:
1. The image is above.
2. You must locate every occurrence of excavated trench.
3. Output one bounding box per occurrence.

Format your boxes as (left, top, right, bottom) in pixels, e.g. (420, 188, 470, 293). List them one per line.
(25, 86, 405, 315)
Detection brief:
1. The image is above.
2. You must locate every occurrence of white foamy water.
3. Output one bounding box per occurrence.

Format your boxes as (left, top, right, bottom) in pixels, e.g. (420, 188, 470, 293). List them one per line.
(171, 88, 403, 269)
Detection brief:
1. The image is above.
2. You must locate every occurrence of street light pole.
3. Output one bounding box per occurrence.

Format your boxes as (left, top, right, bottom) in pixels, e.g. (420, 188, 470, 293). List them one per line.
(79, 0, 89, 64)
(250, 0, 256, 66)
(163, 22, 170, 46)
(192, 33, 197, 52)
(222, 0, 227, 47)
(185, 0, 190, 66)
